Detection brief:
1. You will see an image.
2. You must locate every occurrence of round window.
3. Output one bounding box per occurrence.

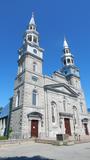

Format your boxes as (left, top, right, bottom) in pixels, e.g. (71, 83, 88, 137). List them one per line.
(33, 49, 37, 54)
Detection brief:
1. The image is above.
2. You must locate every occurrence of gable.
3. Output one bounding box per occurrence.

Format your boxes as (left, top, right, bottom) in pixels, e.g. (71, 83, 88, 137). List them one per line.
(44, 83, 78, 97)
(55, 86, 72, 94)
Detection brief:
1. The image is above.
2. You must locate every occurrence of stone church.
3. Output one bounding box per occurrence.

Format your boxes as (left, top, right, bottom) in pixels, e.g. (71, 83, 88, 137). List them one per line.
(10, 13, 90, 139)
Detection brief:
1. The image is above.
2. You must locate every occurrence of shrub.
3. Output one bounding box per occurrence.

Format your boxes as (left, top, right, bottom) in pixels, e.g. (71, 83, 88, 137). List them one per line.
(0, 136, 7, 140)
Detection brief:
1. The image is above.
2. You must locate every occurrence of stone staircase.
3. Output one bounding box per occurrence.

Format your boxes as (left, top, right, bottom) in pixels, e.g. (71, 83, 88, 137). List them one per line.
(0, 135, 90, 146)
(35, 137, 75, 146)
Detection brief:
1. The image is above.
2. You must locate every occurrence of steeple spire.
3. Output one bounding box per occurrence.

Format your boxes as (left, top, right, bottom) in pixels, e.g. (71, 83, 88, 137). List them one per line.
(63, 37, 69, 49)
(61, 37, 80, 79)
(61, 37, 74, 66)
(18, 12, 44, 62)
(29, 12, 36, 26)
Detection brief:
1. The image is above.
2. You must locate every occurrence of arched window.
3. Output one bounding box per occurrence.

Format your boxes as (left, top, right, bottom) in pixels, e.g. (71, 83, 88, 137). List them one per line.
(67, 58, 70, 63)
(65, 49, 69, 53)
(32, 90, 38, 106)
(63, 100, 66, 112)
(28, 35, 32, 42)
(73, 106, 77, 125)
(19, 64, 23, 73)
(71, 59, 73, 64)
(33, 36, 37, 43)
(33, 62, 37, 72)
(51, 101, 56, 123)
(15, 90, 20, 107)
(63, 96, 66, 112)
(30, 26, 32, 30)
(64, 59, 66, 65)
(80, 102, 83, 112)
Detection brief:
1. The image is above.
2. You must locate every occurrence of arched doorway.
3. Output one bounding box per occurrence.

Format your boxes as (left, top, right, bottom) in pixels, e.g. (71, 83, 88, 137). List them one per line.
(64, 118, 71, 135)
(27, 112, 43, 138)
(31, 120, 38, 137)
(84, 123, 89, 135)
(82, 118, 89, 135)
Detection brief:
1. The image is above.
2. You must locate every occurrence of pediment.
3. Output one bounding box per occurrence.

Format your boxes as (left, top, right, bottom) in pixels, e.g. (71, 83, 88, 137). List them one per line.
(55, 86, 72, 94)
(44, 83, 78, 97)
(27, 112, 42, 119)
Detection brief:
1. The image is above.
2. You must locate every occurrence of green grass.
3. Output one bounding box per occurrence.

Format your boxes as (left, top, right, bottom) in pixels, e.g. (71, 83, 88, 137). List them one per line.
(0, 136, 7, 140)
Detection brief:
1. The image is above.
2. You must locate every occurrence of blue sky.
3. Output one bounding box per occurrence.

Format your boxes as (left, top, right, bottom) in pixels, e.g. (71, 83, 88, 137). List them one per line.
(0, 0, 90, 108)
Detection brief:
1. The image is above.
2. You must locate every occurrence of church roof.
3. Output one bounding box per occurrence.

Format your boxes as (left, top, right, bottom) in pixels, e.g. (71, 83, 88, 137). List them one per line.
(0, 104, 9, 119)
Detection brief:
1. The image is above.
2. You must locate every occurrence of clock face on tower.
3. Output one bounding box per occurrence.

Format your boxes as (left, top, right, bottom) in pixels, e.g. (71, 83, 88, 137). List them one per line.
(33, 48, 37, 54)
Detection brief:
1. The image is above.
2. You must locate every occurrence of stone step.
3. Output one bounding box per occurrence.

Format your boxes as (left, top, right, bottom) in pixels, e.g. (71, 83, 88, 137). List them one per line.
(35, 138, 74, 146)
(0, 138, 34, 146)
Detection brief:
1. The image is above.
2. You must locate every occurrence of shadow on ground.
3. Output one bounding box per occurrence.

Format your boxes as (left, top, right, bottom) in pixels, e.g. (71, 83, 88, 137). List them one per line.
(0, 156, 54, 160)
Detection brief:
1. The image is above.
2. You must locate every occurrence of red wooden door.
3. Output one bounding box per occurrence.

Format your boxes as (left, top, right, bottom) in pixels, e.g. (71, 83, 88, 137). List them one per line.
(64, 118, 71, 136)
(84, 123, 89, 135)
(31, 120, 38, 137)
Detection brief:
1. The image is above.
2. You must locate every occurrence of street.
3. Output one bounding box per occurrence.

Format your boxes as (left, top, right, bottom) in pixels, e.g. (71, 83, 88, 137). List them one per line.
(0, 141, 90, 160)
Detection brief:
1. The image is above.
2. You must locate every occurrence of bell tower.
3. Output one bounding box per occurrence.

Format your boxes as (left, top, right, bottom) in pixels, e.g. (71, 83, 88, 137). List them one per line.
(18, 12, 44, 75)
(10, 13, 44, 139)
(61, 38, 81, 90)
(62, 37, 74, 66)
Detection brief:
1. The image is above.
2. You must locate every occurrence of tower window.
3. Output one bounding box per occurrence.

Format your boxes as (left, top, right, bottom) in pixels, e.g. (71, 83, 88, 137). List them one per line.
(28, 35, 32, 42)
(64, 60, 66, 65)
(30, 26, 32, 30)
(33, 36, 37, 43)
(65, 49, 69, 53)
(19, 64, 23, 73)
(33, 26, 35, 30)
(71, 59, 73, 64)
(33, 62, 37, 72)
(30, 26, 35, 30)
(19, 62, 24, 74)
(32, 90, 38, 106)
(15, 90, 20, 107)
(65, 71, 67, 74)
(67, 58, 70, 63)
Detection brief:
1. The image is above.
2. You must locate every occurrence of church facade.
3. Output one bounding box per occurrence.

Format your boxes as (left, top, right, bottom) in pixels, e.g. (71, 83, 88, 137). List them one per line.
(10, 14, 90, 139)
